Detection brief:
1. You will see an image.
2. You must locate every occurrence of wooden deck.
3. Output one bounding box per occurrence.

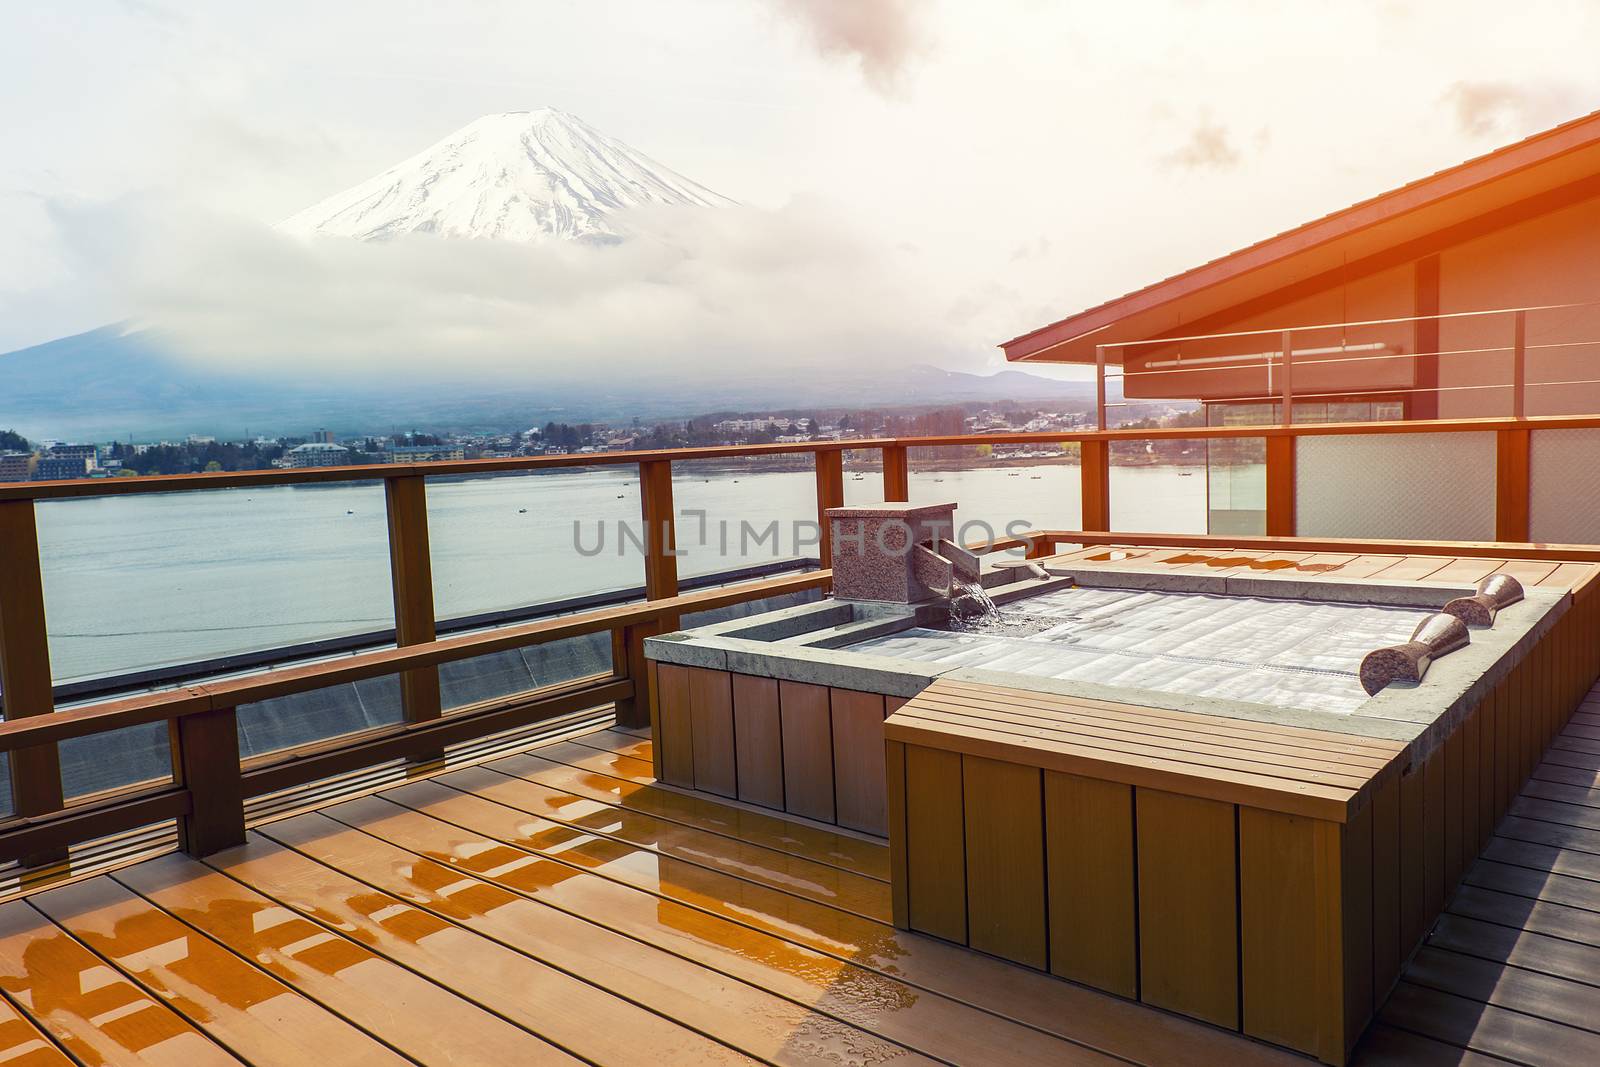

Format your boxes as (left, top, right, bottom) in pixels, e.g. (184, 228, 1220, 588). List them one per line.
(1, 694, 1597, 1065)
(1353, 682, 1600, 1064)
(0, 722, 1313, 1067)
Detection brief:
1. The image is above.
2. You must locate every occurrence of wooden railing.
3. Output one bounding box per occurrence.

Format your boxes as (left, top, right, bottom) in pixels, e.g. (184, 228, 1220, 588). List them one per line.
(3, 415, 1599, 867)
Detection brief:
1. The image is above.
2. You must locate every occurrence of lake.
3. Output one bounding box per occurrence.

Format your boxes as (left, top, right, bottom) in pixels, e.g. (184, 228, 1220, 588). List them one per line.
(33, 461, 1231, 683)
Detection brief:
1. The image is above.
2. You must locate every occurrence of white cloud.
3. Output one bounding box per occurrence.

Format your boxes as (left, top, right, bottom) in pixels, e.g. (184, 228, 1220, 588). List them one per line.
(770, 0, 931, 95)
(48, 194, 972, 384)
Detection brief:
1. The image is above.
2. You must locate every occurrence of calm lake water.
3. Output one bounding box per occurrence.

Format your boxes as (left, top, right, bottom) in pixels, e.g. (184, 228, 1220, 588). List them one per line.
(34, 462, 1228, 683)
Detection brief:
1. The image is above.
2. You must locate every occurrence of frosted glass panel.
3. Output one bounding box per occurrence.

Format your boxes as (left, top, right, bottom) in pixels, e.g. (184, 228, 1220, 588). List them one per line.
(1531, 428, 1600, 544)
(1296, 432, 1495, 540)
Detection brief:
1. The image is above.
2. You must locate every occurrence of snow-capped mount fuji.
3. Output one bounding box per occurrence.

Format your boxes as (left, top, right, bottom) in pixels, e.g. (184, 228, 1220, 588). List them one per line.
(278, 108, 736, 243)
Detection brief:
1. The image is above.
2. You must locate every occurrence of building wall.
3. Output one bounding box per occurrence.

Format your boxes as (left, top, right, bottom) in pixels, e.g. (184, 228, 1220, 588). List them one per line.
(1121, 187, 1600, 418)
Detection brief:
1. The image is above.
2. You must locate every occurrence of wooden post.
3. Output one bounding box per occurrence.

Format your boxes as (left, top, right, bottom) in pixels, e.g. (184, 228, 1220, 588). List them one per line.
(638, 460, 679, 601)
(1281, 330, 1295, 425)
(169, 707, 246, 857)
(1080, 439, 1111, 532)
(0, 499, 66, 867)
(1512, 310, 1527, 419)
(1265, 435, 1296, 537)
(385, 476, 442, 731)
(882, 445, 909, 502)
(611, 620, 661, 730)
(815, 449, 845, 569)
(1025, 534, 1053, 560)
(1495, 429, 1531, 543)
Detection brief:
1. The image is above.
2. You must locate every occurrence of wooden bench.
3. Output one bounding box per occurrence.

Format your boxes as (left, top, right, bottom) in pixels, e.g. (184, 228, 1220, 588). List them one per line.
(884, 677, 1409, 1066)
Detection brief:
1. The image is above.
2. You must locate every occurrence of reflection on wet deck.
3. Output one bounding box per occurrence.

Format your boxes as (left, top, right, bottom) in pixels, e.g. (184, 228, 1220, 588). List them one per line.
(0, 723, 1318, 1066)
(3, 711, 1587, 1064)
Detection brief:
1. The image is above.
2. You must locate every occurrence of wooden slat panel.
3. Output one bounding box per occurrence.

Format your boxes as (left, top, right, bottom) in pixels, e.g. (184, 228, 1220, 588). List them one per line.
(687, 667, 737, 799)
(933, 678, 1405, 756)
(1240, 808, 1322, 1055)
(907, 696, 1384, 780)
(961, 755, 1046, 969)
(1443, 727, 1464, 890)
(887, 711, 1358, 821)
(779, 681, 835, 823)
(30, 876, 409, 1067)
(1398, 765, 1426, 956)
(656, 663, 695, 788)
(1045, 772, 1136, 997)
(831, 689, 887, 835)
(1136, 788, 1238, 1029)
(886, 740, 909, 928)
(731, 673, 783, 810)
(1422, 750, 1445, 918)
(1339, 806, 1374, 1057)
(904, 745, 965, 944)
(1369, 772, 1401, 1005)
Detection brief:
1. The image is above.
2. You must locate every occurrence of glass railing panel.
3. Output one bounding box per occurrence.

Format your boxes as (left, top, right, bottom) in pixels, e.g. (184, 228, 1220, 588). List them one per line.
(440, 632, 612, 712)
(1296, 431, 1496, 540)
(59, 722, 172, 800)
(37, 482, 391, 685)
(671, 457, 818, 580)
(1206, 437, 1266, 536)
(1109, 439, 1207, 533)
(1529, 427, 1600, 544)
(428, 469, 643, 619)
(907, 443, 1081, 547)
(237, 674, 402, 759)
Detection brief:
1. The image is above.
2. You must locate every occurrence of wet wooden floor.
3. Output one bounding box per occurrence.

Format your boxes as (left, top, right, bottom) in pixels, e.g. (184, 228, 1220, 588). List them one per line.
(0, 724, 1312, 1066)
(6, 700, 1599, 1065)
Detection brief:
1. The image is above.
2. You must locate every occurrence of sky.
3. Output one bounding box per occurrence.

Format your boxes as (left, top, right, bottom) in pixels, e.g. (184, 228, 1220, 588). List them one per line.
(3, 0, 1599, 382)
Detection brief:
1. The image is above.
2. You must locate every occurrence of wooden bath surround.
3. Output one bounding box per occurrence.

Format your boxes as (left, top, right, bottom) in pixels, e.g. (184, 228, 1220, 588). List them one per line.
(648, 546, 1600, 1064)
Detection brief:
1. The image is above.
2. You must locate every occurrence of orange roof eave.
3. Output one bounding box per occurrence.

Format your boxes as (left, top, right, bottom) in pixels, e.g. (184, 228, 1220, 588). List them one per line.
(1003, 109, 1600, 365)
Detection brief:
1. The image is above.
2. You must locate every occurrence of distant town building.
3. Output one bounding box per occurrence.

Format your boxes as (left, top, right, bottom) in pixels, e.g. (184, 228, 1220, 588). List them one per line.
(313, 429, 336, 444)
(186, 434, 216, 445)
(283, 442, 351, 468)
(33, 454, 93, 481)
(0, 452, 35, 483)
(383, 445, 465, 463)
(714, 417, 790, 434)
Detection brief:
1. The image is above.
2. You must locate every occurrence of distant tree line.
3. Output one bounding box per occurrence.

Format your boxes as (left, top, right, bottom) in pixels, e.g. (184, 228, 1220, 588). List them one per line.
(106, 439, 286, 476)
(0, 429, 30, 452)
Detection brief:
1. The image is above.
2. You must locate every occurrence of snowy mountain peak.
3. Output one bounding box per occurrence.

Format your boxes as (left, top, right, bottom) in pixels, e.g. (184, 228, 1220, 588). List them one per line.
(278, 109, 736, 243)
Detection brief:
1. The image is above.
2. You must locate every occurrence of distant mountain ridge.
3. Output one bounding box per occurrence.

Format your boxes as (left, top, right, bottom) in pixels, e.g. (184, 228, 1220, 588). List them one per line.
(0, 109, 1101, 439)
(0, 326, 1098, 440)
(278, 109, 736, 243)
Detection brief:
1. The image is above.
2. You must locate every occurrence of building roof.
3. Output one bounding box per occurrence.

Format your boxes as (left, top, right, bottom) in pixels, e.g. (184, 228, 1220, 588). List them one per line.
(1002, 109, 1600, 364)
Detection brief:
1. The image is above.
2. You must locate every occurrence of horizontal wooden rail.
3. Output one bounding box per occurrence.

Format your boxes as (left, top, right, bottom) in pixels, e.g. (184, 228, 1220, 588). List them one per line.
(14, 414, 1600, 502)
(0, 569, 829, 756)
(1030, 531, 1600, 564)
